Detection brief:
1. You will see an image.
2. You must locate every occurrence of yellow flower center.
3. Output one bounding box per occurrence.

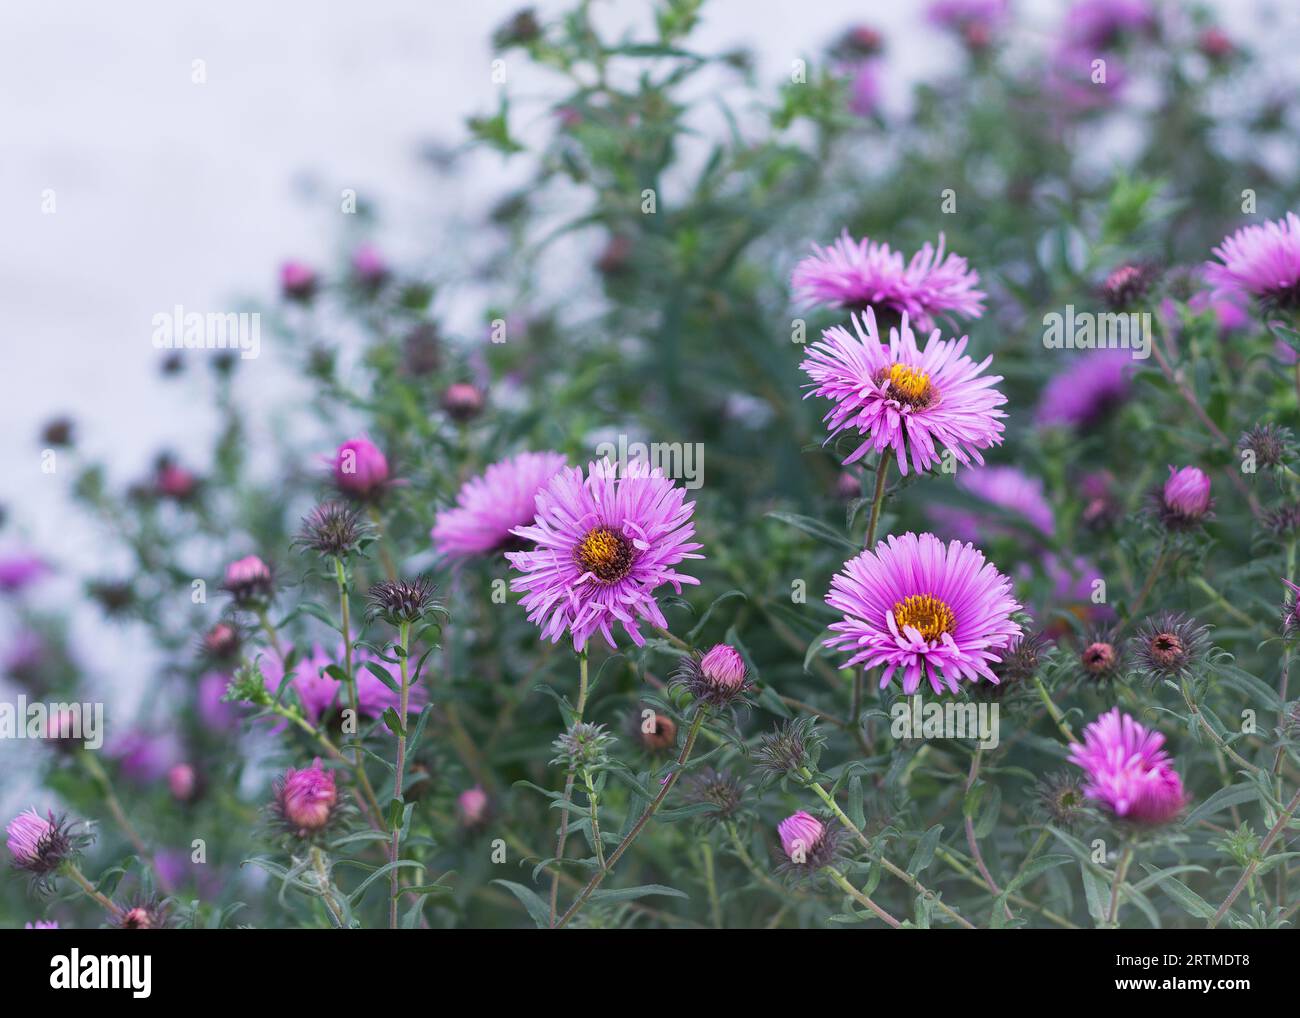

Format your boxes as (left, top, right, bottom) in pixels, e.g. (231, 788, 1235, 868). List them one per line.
(892, 594, 956, 642)
(883, 363, 934, 407)
(574, 526, 635, 583)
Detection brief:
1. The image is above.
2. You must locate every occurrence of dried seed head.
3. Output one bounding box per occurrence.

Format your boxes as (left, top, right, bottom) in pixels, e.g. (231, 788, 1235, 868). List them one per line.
(366, 576, 441, 626)
(296, 502, 370, 559)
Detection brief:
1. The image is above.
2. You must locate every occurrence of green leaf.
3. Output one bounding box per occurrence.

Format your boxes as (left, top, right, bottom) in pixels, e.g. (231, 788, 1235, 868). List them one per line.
(908, 825, 942, 875)
(492, 880, 553, 928)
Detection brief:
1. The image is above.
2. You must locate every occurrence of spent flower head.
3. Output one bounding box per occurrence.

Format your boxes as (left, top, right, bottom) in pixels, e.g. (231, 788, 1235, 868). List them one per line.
(753, 716, 823, 778)
(366, 576, 442, 627)
(552, 721, 616, 770)
(295, 502, 372, 559)
(1129, 612, 1210, 682)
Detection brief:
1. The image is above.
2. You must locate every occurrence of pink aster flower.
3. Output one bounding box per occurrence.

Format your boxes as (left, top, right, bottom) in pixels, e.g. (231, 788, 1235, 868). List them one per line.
(0, 554, 49, 594)
(351, 243, 389, 287)
(1036, 350, 1132, 429)
(458, 786, 489, 827)
(1068, 708, 1187, 824)
(1062, 0, 1154, 50)
(6, 809, 54, 868)
(800, 309, 1006, 475)
(273, 758, 338, 836)
(262, 644, 425, 724)
(506, 459, 703, 651)
(930, 465, 1055, 543)
(927, 0, 1007, 32)
(331, 436, 391, 499)
(825, 531, 1022, 695)
(280, 260, 317, 301)
(778, 811, 826, 862)
(432, 451, 568, 559)
(25, 920, 59, 929)
(792, 230, 985, 330)
(1205, 212, 1300, 311)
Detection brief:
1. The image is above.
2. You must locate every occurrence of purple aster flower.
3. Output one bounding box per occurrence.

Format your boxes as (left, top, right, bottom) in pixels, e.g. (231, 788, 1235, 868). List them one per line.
(432, 451, 568, 559)
(930, 465, 1055, 542)
(109, 730, 179, 785)
(927, 0, 1007, 32)
(1068, 708, 1187, 824)
(331, 436, 391, 499)
(1154, 465, 1212, 529)
(280, 260, 317, 301)
(262, 644, 426, 724)
(0, 554, 49, 594)
(1036, 350, 1132, 429)
(825, 531, 1022, 695)
(847, 62, 880, 118)
(801, 309, 1007, 475)
(351, 243, 389, 288)
(1062, 0, 1155, 50)
(792, 230, 985, 330)
(6, 809, 85, 879)
(506, 459, 703, 651)
(197, 672, 238, 732)
(25, 920, 59, 929)
(1205, 212, 1300, 311)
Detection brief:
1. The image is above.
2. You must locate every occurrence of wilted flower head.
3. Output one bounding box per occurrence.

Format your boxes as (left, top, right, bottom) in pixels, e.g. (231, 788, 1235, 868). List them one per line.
(1079, 632, 1123, 682)
(222, 555, 274, 606)
(458, 786, 490, 827)
(1205, 212, 1300, 311)
(792, 230, 985, 330)
(551, 721, 616, 770)
(1238, 423, 1293, 471)
(1156, 465, 1212, 528)
(6, 809, 85, 880)
(1036, 351, 1132, 429)
(280, 260, 317, 302)
(992, 630, 1050, 691)
(1130, 613, 1210, 682)
(800, 310, 1006, 476)
(296, 502, 370, 559)
(432, 451, 568, 559)
(366, 576, 441, 627)
(754, 716, 823, 777)
(684, 768, 744, 825)
(1101, 262, 1159, 310)
(637, 712, 678, 753)
(1068, 708, 1188, 825)
(507, 459, 702, 651)
(332, 437, 390, 499)
(273, 759, 339, 837)
(826, 532, 1022, 695)
(670, 643, 752, 708)
(1035, 772, 1093, 828)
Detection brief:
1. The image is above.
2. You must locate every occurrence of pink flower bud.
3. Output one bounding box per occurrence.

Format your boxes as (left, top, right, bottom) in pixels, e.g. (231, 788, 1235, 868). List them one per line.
(156, 463, 197, 500)
(1162, 466, 1211, 522)
(700, 644, 746, 691)
(441, 383, 485, 422)
(168, 764, 198, 802)
(280, 260, 317, 301)
(223, 555, 274, 603)
(275, 759, 337, 835)
(332, 437, 390, 497)
(6, 809, 53, 866)
(778, 811, 825, 862)
(458, 786, 489, 826)
(351, 244, 389, 287)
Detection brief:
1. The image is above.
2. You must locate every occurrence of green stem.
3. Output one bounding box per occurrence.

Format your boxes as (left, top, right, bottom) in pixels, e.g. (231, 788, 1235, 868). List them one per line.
(1105, 842, 1133, 928)
(799, 767, 975, 929)
(583, 767, 605, 868)
(555, 707, 707, 929)
(1180, 675, 1260, 774)
(824, 864, 902, 928)
(548, 649, 590, 926)
(1208, 784, 1300, 928)
(79, 750, 169, 892)
(1127, 538, 1167, 623)
(64, 862, 122, 919)
(864, 455, 891, 550)
(334, 558, 382, 828)
(1032, 676, 1077, 744)
(388, 619, 412, 929)
(310, 846, 348, 929)
(964, 747, 1012, 922)
(701, 841, 722, 928)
